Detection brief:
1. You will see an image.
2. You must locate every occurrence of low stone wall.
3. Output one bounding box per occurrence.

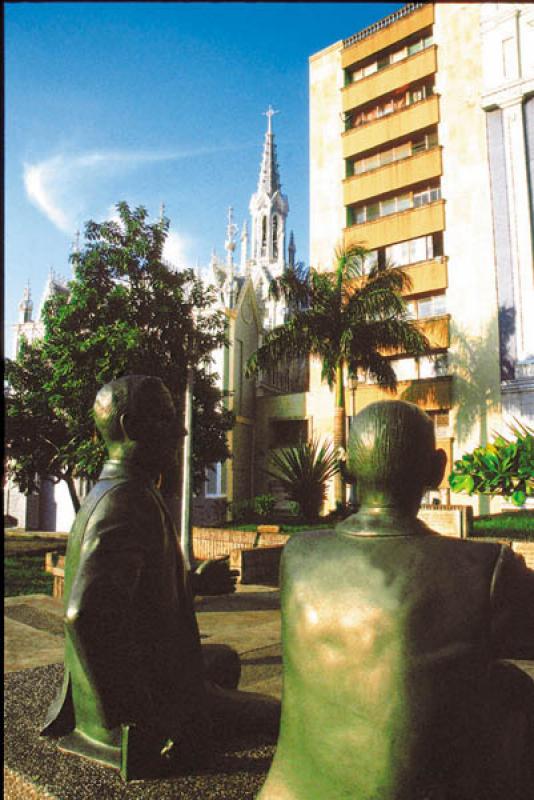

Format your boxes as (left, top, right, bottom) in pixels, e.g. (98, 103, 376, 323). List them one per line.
(513, 542, 534, 570)
(191, 527, 289, 561)
(230, 546, 284, 586)
(418, 504, 473, 538)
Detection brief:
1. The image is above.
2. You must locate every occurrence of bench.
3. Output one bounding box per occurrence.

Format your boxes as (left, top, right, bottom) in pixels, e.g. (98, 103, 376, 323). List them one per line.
(44, 553, 66, 600)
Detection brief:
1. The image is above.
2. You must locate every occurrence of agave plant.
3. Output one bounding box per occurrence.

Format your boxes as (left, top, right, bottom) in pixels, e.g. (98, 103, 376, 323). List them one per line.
(267, 439, 339, 522)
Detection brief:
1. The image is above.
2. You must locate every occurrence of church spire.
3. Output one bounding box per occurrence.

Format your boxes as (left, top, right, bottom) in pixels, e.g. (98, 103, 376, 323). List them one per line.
(241, 220, 249, 276)
(18, 281, 33, 324)
(249, 106, 289, 271)
(257, 105, 281, 197)
(288, 230, 296, 268)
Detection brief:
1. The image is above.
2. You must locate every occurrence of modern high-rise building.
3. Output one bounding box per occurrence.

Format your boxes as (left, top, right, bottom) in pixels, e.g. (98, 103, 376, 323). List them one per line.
(307, 1, 533, 511)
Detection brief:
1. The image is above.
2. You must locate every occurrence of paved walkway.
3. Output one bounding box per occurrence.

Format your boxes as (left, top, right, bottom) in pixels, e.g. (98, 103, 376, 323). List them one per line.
(4, 585, 282, 800)
(5, 585, 283, 690)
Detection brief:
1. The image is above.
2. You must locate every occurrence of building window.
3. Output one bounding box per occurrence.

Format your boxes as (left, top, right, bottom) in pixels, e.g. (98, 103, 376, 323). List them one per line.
(419, 353, 449, 378)
(413, 186, 441, 207)
(270, 419, 308, 448)
(359, 233, 442, 271)
(361, 249, 379, 274)
(387, 353, 449, 384)
(428, 410, 451, 438)
(347, 30, 433, 84)
(390, 357, 418, 381)
(417, 294, 447, 319)
(272, 215, 278, 259)
(349, 82, 435, 130)
(349, 185, 440, 225)
(206, 463, 226, 497)
(348, 133, 437, 178)
(261, 217, 267, 256)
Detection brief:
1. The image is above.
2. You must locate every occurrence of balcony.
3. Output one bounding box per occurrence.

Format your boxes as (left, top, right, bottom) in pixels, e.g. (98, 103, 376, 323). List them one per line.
(402, 257, 448, 295)
(344, 199, 445, 251)
(343, 147, 442, 207)
(354, 375, 452, 413)
(342, 3, 434, 68)
(377, 315, 450, 358)
(417, 315, 450, 350)
(342, 46, 437, 113)
(342, 95, 440, 159)
(259, 356, 310, 395)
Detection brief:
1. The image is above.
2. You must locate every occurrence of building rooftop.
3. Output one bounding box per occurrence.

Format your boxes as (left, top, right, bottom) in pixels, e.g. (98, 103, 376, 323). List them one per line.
(343, 2, 424, 49)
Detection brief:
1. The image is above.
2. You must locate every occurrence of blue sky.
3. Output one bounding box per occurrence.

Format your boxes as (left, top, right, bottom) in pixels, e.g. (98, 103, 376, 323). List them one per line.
(5, 1, 402, 354)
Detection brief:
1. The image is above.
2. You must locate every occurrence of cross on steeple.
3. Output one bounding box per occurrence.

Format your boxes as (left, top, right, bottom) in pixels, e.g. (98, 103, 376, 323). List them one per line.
(263, 105, 280, 134)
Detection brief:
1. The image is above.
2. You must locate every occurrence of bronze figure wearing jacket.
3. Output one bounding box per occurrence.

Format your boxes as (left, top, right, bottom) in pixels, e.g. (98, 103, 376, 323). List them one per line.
(41, 375, 278, 780)
(259, 400, 534, 800)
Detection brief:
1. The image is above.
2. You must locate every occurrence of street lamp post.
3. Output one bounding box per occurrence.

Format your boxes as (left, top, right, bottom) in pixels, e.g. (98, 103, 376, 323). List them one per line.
(180, 362, 196, 571)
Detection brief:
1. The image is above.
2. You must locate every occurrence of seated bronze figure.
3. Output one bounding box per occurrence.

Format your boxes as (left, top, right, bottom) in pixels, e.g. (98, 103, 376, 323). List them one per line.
(259, 400, 534, 800)
(41, 375, 279, 780)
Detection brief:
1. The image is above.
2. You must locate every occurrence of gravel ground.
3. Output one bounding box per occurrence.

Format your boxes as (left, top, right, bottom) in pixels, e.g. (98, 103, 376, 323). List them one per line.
(5, 665, 276, 800)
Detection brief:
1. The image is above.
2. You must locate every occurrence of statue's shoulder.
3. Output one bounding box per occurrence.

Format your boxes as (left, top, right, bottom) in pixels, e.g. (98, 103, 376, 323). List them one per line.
(282, 529, 337, 565)
(81, 476, 162, 531)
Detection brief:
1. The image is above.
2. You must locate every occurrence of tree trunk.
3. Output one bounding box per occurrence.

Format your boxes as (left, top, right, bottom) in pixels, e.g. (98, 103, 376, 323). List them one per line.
(333, 362, 346, 509)
(65, 474, 80, 514)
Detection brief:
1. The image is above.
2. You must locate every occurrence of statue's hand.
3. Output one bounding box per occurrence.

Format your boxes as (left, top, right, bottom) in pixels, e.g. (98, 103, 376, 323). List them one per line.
(191, 556, 239, 596)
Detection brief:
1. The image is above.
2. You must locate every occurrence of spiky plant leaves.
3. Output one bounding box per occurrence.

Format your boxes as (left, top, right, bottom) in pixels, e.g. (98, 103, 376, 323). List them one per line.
(267, 439, 339, 522)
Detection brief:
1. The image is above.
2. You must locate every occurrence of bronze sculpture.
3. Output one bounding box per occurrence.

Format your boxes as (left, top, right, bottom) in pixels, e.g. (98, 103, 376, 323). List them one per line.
(41, 375, 279, 780)
(259, 400, 534, 800)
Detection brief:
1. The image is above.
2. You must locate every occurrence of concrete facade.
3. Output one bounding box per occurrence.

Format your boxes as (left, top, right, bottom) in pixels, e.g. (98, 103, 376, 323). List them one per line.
(480, 3, 534, 421)
(306, 2, 533, 512)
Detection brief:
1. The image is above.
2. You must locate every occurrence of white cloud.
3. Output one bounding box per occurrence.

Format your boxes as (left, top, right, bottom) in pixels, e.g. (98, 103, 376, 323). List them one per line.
(23, 144, 239, 236)
(163, 229, 190, 269)
(24, 156, 72, 233)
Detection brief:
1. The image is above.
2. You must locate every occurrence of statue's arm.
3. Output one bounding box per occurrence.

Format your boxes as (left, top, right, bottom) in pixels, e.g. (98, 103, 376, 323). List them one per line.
(64, 490, 155, 728)
(490, 545, 534, 660)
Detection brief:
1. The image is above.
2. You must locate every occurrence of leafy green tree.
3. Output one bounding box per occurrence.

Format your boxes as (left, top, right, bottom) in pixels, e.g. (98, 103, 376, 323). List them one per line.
(5, 202, 233, 512)
(267, 439, 339, 522)
(449, 421, 534, 507)
(247, 246, 430, 507)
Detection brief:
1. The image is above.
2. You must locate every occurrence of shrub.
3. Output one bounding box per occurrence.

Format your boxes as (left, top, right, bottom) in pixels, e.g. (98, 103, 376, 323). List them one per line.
(252, 494, 277, 518)
(449, 421, 534, 507)
(267, 439, 339, 523)
(230, 499, 253, 523)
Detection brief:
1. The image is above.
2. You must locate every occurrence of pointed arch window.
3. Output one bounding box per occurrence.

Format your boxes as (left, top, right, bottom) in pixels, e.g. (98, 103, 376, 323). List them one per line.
(272, 215, 278, 259)
(261, 216, 267, 256)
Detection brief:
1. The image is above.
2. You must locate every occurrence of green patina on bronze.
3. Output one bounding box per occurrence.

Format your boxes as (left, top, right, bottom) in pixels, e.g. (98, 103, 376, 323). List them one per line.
(41, 375, 279, 781)
(259, 400, 534, 800)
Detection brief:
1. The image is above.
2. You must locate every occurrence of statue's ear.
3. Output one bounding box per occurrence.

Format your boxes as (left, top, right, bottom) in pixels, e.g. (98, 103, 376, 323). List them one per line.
(428, 448, 447, 489)
(119, 412, 136, 442)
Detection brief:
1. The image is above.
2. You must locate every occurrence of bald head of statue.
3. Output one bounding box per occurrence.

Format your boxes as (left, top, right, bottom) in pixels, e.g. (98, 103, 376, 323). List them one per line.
(346, 400, 447, 515)
(94, 375, 182, 479)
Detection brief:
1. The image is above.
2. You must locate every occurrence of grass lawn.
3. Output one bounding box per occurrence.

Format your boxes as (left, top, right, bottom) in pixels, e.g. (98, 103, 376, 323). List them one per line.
(228, 511, 534, 540)
(4, 553, 54, 597)
(228, 521, 334, 533)
(471, 510, 534, 541)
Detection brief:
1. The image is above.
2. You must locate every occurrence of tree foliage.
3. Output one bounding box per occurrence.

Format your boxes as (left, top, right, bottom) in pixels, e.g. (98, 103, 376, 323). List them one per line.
(5, 202, 233, 511)
(449, 421, 534, 507)
(247, 245, 430, 506)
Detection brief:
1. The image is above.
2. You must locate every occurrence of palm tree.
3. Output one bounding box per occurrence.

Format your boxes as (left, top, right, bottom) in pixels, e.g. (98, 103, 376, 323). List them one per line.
(246, 245, 430, 508)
